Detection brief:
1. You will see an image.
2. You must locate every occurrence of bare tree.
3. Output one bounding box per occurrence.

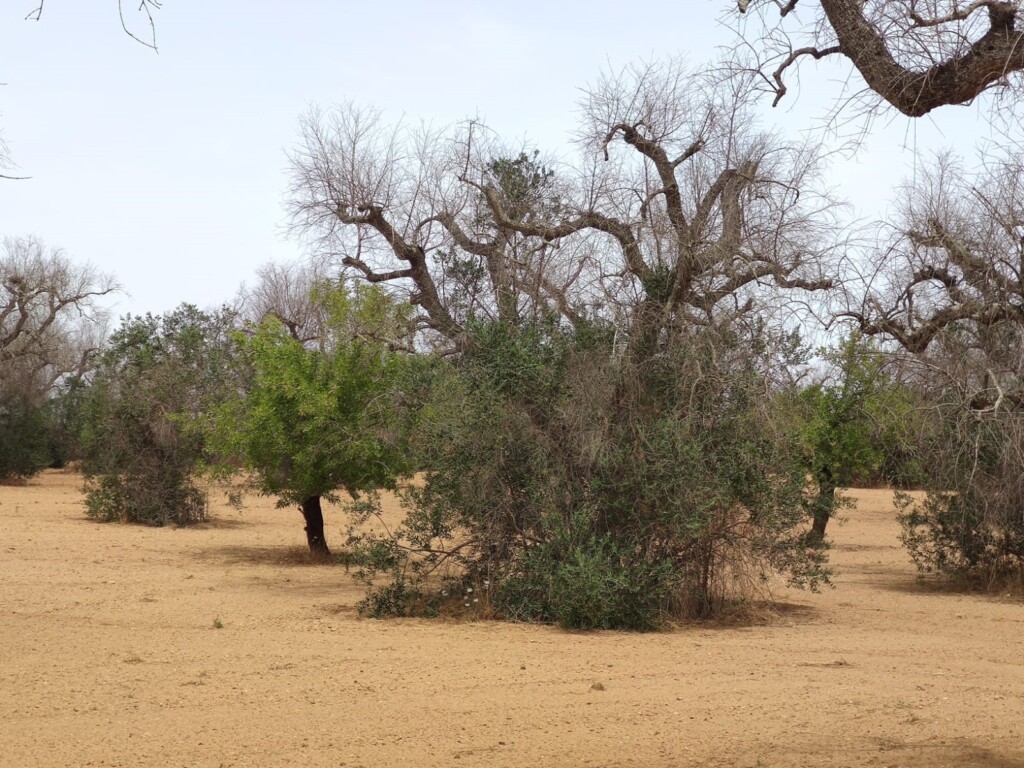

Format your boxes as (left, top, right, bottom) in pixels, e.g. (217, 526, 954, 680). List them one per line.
(287, 60, 839, 353)
(1, 236, 118, 405)
(0, 129, 29, 181)
(844, 152, 1024, 363)
(844, 151, 1024, 580)
(237, 260, 332, 347)
(732, 1, 1024, 117)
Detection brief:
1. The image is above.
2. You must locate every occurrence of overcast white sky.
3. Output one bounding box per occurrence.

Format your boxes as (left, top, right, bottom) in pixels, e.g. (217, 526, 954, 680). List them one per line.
(0, 1, 996, 319)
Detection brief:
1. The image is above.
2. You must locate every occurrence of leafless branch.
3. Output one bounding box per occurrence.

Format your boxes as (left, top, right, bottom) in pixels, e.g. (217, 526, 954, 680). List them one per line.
(1, 236, 119, 404)
(24, 1, 162, 49)
(728, 0, 1024, 117)
(770, 45, 843, 106)
(287, 59, 840, 355)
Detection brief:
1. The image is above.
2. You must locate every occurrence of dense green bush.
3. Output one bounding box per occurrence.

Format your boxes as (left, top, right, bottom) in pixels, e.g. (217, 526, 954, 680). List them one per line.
(1, 375, 116, 482)
(79, 305, 238, 526)
(498, 528, 675, 630)
(83, 465, 207, 525)
(349, 319, 830, 628)
(0, 395, 53, 482)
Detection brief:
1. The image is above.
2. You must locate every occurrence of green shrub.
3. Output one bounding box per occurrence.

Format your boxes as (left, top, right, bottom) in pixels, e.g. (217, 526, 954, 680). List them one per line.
(80, 305, 237, 526)
(84, 466, 207, 526)
(498, 532, 674, 631)
(359, 579, 416, 618)
(0, 397, 53, 482)
(351, 319, 831, 629)
(897, 409, 1024, 585)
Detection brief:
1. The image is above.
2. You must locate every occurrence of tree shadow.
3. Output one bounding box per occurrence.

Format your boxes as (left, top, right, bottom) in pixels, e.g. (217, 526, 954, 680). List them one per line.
(192, 515, 252, 530)
(191, 543, 341, 567)
(871, 740, 1024, 768)
(70, 514, 253, 530)
(692, 599, 819, 630)
(830, 542, 897, 553)
(857, 567, 1018, 599)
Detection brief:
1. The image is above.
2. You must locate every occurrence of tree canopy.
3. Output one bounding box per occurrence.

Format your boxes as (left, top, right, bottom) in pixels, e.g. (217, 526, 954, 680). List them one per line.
(210, 282, 412, 558)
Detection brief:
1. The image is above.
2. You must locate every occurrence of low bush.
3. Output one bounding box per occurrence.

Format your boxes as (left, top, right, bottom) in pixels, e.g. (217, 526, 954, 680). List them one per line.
(897, 407, 1024, 587)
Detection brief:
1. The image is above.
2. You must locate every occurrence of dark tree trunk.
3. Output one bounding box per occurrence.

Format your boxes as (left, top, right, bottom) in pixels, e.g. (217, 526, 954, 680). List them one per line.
(808, 464, 836, 545)
(299, 495, 331, 560)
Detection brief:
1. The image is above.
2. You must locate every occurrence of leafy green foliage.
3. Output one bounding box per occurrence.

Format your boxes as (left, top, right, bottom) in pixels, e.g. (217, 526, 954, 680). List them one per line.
(485, 151, 560, 222)
(209, 282, 413, 508)
(800, 334, 922, 490)
(498, 528, 675, 631)
(79, 304, 239, 525)
(0, 395, 53, 481)
(788, 334, 925, 543)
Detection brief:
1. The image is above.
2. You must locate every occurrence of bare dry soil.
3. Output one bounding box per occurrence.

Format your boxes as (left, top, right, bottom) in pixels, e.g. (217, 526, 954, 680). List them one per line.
(2, 471, 1023, 767)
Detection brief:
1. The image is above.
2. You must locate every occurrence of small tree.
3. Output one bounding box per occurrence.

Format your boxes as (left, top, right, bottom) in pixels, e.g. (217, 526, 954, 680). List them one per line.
(796, 334, 922, 543)
(210, 281, 411, 559)
(80, 304, 238, 525)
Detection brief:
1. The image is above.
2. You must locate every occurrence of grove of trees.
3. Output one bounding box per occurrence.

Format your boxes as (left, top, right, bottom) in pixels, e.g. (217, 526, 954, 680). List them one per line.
(6, 2, 1024, 628)
(1, 237, 116, 481)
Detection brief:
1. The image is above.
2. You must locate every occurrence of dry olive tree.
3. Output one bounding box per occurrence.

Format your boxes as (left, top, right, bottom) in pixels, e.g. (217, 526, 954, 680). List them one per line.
(287, 61, 838, 349)
(237, 260, 334, 348)
(1, 237, 117, 480)
(844, 152, 1024, 583)
(287, 60, 843, 625)
(1, 237, 116, 402)
(731, 0, 1024, 117)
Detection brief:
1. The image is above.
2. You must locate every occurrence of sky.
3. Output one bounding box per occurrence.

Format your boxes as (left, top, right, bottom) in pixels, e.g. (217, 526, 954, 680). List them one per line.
(0, 1, 1000, 320)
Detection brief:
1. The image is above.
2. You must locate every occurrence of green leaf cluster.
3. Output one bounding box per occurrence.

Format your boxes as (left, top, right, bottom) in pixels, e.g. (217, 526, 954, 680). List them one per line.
(210, 283, 412, 507)
(350, 319, 830, 628)
(799, 334, 923, 489)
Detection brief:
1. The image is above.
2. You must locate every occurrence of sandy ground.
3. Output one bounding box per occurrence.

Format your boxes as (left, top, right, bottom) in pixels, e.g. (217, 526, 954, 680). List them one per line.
(2, 471, 1023, 768)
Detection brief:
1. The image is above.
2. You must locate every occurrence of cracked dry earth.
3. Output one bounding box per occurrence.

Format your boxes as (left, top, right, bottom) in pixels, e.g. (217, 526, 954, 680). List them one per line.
(2, 470, 1023, 768)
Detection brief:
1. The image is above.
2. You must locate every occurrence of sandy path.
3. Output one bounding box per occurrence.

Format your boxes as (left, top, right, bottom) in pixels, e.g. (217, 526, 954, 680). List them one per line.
(2, 471, 1022, 768)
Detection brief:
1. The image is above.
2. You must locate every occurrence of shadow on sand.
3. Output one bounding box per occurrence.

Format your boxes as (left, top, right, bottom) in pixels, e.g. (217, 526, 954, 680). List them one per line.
(870, 740, 1024, 768)
(190, 543, 342, 567)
